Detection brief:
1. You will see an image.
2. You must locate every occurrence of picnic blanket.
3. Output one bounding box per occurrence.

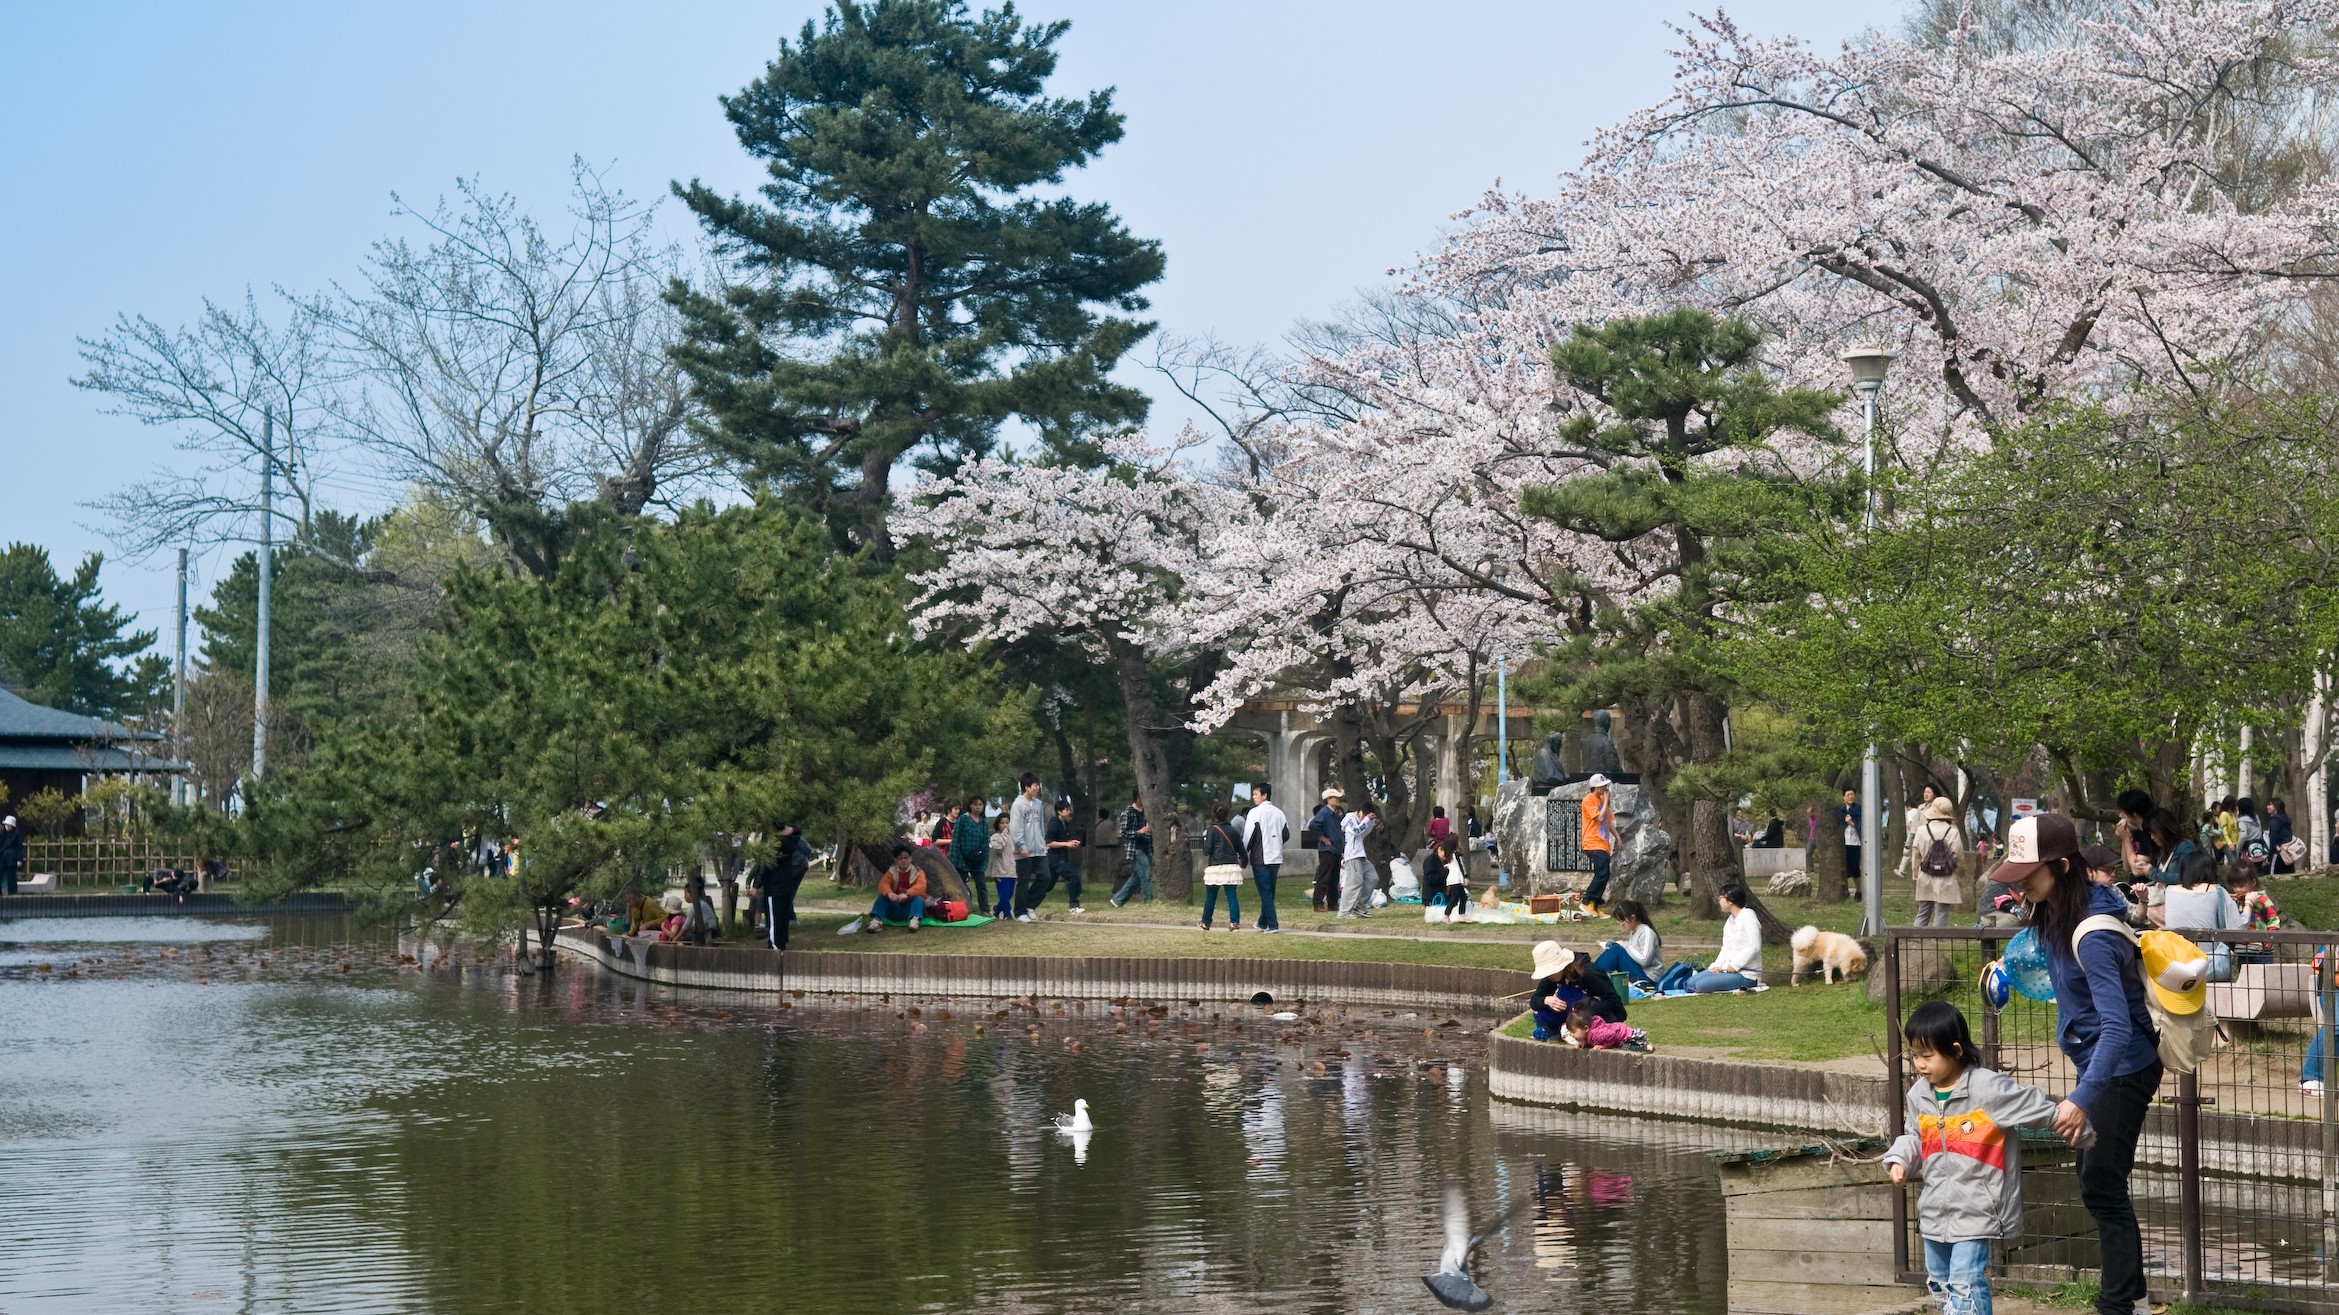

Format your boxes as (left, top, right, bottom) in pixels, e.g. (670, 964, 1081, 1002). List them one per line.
(876, 913, 995, 928)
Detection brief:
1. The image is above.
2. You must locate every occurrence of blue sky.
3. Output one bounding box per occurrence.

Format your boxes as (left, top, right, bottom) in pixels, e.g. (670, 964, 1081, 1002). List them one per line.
(1, 1, 1886, 632)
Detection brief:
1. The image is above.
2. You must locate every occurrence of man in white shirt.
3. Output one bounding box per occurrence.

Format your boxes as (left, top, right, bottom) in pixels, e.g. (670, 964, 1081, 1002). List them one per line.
(1007, 774, 1048, 922)
(1338, 802, 1379, 918)
(1240, 783, 1289, 933)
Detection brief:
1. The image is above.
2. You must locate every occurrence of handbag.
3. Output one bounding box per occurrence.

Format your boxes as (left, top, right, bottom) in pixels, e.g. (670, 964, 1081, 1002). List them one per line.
(2278, 836, 2308, 865)
(1202, 863, 1246, 886)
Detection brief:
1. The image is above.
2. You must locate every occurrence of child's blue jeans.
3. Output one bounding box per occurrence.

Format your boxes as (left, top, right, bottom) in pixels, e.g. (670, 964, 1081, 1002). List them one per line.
(1922, 1238, 1990, 1315)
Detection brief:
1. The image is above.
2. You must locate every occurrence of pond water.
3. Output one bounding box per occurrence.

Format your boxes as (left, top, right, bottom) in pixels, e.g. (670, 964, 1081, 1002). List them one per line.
(0, 916, 1749, 1314)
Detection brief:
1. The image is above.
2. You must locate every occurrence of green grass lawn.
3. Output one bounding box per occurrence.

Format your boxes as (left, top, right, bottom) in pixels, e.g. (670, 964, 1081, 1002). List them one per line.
(788, 909, 1539, 970)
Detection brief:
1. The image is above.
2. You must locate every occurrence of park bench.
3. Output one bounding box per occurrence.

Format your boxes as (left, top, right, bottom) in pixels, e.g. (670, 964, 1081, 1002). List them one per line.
(2206, 961, 2318, 1022)
(17, 873, 60, 895)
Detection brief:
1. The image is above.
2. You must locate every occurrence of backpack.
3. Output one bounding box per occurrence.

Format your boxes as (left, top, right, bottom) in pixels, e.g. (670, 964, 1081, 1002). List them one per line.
(1917, 822, 1959, 878)
(2070, 915, 2225, 1075)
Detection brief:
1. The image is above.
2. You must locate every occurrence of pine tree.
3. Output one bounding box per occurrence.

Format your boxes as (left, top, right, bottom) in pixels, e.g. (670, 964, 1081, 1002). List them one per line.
(1521, 310, 1842, 917)
(671, 0, 1163, 556)
(0, 544, 167, 720)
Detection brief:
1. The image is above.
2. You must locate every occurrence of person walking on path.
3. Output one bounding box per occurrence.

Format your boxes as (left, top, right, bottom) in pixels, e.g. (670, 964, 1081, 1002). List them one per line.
(1007, 774, 1047, 922)
(949, 795, 991, 915)
(1337, 801, 1379, 918)
(2000, 813, 2162, 1315)
(1311, 788, 1344, 912)
(0, 815, 23, 896)
(1241, 782, 1288, 933)
(1907, 795, 1966, 928)
(1839, 788, 1863, 894)
(1201, 804, 1244, 930)
(986, 815, 1015, 920)
(1110, 792, 1155, 907)
(1040, 798, 1086, 915)
(761, 823, 813, 951)
(2265, 798, 2297, 875)
(1580, 774, 1616, 913)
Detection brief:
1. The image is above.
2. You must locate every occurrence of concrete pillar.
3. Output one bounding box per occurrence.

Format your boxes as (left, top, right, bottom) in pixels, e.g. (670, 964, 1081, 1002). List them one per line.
(2309, 675, 2330, 868)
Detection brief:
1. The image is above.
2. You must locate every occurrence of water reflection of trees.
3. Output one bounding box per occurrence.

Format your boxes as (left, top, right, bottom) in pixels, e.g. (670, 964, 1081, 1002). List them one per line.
(335, 985, 1734, 1313)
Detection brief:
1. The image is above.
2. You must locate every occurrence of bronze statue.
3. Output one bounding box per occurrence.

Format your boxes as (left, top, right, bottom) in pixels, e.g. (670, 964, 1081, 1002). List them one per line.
(1581, 709, 1623, 777)
(1528, 731, 1569, 795)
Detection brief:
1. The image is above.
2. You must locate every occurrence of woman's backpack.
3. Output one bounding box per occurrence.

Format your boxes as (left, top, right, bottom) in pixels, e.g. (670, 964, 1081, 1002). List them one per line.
(2070, 916, 2225, 1075)
(1917, 822, 1959, 878)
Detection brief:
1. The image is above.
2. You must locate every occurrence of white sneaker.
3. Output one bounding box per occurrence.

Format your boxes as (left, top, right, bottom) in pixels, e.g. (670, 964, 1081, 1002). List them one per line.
(1069, 906, 1086, 915)
(1260, 927, 1278, 934)
(1017, 911, 1036, 923)
(2305, 1079, 2327, 1097)
(864, 921, 882, 934)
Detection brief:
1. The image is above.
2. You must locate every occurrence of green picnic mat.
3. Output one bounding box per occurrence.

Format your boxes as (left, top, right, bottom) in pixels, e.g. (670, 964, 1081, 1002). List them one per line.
(875, 913, 994, 928)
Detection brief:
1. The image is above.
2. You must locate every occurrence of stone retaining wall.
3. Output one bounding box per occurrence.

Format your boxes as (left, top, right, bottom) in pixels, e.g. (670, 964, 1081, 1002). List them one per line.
(1487, 1031, 1892, 1135)
(0, 891, 352, 918)
(554, 926, 1528, 1013)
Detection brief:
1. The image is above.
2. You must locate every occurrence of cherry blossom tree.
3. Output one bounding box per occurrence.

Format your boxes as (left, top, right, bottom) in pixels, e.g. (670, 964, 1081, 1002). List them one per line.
(902, 429, 1248, 898)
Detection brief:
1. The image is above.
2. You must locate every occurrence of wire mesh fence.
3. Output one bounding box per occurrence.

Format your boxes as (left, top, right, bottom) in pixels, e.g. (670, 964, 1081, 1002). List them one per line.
(1883, 925, 2338, 1313)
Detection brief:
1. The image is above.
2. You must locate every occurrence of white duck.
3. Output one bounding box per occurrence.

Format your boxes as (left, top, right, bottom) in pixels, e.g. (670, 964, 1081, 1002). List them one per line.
(1051, 1098, 1093, 1133)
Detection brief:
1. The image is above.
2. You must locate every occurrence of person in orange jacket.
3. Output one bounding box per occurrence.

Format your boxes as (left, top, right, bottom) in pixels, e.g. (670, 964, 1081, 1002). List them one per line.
(1581, 774, 1616, 913)
(864, 842, 927, 933)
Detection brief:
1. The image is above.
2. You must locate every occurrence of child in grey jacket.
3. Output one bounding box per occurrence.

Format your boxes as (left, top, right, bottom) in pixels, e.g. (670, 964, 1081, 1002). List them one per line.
(1882, 1001, 2089, 1315)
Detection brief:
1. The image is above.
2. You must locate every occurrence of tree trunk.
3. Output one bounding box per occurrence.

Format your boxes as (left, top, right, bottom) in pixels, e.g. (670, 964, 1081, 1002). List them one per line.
(1812, 773, 1850, 903)
(1678, 691, 1736, 919)
(1109, 635, 1191, 901)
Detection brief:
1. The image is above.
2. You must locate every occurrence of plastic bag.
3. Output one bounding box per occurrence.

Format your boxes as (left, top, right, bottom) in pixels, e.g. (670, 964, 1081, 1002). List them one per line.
(1387, 856, 1420, 900)
(837, 917, 863, 935)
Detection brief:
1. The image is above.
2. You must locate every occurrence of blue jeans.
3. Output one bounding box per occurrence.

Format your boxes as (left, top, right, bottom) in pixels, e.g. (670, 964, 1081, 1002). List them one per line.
(991, 877, 1016, 919)
(1252, 864, 1280, 930)
(1686, 969, 1753, 993)
(1592, 942, 1653, 984)
(870, 894, 925, 924)
(1112, 849, 1154, 903)
(1201, 882, 1241, 927)
(1922, 1238, 1991, 1315)
(1583, 849, 1612, 904)
(2306, 1024, 2329, 1085)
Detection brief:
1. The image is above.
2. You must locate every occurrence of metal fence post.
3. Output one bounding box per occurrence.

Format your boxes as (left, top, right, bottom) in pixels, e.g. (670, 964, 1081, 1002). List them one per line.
(2323, 940, 2337, 1288)
(2176, 1068, 2204, 1302)
(1884, 929, 1910, 1282)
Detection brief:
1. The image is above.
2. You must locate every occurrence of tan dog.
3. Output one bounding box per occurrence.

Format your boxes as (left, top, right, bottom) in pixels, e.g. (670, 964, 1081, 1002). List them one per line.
(1790, 924, 1870, 984)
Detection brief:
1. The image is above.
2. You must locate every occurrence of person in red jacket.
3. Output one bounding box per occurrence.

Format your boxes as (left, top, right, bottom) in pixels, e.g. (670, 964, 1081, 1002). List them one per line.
(864, 843, 927, 933)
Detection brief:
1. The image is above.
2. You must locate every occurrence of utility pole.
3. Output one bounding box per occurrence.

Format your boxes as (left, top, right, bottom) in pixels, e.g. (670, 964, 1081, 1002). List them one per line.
(173, 548, 188, 806)
(251, 410, 272, 781)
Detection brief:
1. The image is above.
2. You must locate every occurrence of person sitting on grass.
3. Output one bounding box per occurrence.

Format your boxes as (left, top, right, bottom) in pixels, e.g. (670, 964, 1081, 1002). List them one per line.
(677, 874, 722, 946)
(1654, 884, 1763, 993)
(864, 843, 927, 934)
(1563, 1008, 1652, 1052)
(621, 887, 663, 937)
(144, 867, 199, 901)
(1591, 900, 1661, 986)
(1557, 950, 1629, 1023)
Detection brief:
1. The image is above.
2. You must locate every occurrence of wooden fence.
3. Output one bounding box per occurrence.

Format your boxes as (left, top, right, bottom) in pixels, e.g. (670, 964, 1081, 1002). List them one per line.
(21, 837, 226, 888)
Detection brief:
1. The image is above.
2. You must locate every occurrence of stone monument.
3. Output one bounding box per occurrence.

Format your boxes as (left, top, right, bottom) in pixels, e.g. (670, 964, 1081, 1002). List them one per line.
(1493, 776, 1673, 904)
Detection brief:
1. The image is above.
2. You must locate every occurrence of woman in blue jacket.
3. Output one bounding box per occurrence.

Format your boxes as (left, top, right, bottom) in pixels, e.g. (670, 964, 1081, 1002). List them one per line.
(2001, 813, 2161, 1315)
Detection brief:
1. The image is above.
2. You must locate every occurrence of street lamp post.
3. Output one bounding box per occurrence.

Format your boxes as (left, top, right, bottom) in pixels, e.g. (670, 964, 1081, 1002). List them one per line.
(1843, 346, 1896, 938)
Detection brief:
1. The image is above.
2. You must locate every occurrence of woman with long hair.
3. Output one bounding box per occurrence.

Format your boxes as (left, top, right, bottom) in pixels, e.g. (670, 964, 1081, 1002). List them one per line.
(2000, 814, 2161, 1315)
